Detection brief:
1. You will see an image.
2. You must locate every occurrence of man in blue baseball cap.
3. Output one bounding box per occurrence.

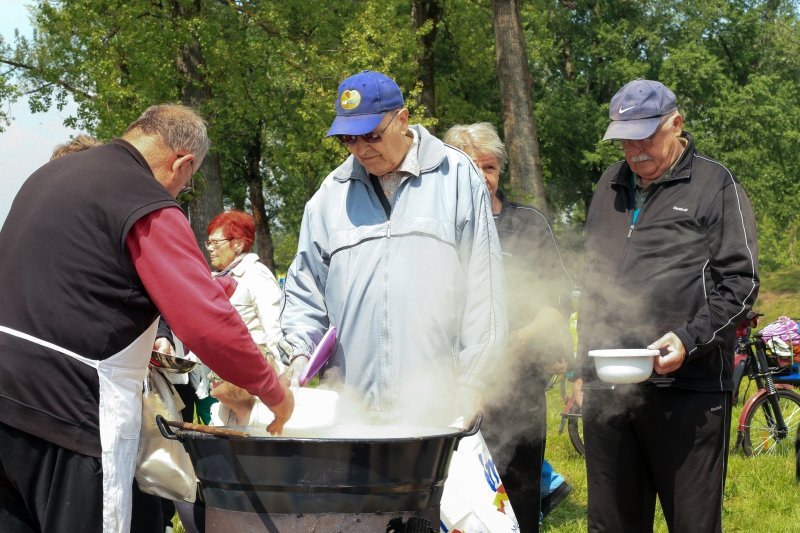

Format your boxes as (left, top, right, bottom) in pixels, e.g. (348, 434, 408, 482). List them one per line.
(324, 70, 413, 179)
(577, 79, 759, 532)
(279, 70, 507, 429)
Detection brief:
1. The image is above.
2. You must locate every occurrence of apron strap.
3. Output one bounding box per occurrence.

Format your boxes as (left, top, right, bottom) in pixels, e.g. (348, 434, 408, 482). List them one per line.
(0, 325, 99, 368)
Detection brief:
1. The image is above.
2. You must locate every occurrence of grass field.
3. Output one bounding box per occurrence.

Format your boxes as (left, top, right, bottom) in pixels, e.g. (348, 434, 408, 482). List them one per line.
(541, 265, 800, 532)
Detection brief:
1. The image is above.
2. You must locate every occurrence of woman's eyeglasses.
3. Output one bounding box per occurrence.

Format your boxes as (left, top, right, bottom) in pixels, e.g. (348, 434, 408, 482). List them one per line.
(205, 238, 230, 248)
(336, 110, 401, 146)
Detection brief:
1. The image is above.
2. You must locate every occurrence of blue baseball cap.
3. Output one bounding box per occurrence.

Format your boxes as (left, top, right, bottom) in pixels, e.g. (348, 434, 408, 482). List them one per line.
(326, 71, 405, 137)
(603, 79, 678, 141)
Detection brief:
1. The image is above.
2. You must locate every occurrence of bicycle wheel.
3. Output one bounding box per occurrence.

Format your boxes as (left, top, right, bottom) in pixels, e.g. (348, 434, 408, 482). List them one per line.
(567, 402, 585, 456)
(742, 389, 800, 456)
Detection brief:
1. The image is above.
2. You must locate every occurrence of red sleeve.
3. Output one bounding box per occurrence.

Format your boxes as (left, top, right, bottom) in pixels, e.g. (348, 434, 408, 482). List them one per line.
(126, 207, 284, 406)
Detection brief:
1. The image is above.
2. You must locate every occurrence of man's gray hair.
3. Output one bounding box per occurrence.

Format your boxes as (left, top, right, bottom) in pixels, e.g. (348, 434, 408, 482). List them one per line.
(126, 104, 209, 159)
(443, 122, 507, 170)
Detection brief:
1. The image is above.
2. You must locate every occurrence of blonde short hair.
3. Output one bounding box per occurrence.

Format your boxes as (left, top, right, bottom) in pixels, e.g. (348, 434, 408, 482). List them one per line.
(50, 134, 102, 161)
(443, 122, 507, 170)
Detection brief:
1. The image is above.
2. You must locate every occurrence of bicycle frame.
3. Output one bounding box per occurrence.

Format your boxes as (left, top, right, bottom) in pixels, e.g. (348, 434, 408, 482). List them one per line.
(736, 332, 795, 449)
(733, 312, 761, 404)
(553, 372, 585, 456)
(558, 394, 580, 433)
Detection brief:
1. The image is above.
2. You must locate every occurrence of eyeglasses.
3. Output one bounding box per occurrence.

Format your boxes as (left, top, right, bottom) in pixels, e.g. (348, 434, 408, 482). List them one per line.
(179, 174, 194, 195)
(336, 110, 401, 145)
(205, 238, 230, 248)
(178, 153, 196, 195)
(611, 114, 674, 151)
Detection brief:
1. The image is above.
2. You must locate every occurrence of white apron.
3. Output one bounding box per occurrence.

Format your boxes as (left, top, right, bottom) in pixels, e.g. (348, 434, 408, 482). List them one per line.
(0, 321, 158, 533)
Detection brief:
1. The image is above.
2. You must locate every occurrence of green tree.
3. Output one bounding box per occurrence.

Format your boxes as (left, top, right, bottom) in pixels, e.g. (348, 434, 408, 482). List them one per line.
(3, 0, 799, 272)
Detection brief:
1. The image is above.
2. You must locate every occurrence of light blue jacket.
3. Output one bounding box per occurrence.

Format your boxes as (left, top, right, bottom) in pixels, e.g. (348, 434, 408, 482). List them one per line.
(280, 125, 507, 413)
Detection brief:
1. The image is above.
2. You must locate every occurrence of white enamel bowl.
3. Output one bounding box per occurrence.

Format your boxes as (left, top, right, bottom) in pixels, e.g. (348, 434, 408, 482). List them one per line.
(589, 349, 661, 384)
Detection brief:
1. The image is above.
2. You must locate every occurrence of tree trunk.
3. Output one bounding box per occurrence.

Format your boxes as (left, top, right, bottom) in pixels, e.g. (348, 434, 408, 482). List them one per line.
(492, 0, 548, 215)
(172, 0, 223, 259)
(412, 0, 441, 127)
(186, 153, 223, 257)
(245, 129, 276, 273)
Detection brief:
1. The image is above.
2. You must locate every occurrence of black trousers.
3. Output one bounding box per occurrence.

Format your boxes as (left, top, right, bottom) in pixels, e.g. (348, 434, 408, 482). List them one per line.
(796, 428, 800, 480)
(130, 483, 165, 533)
(583, 385, 730, 533)
(0, 422, 103, 533)
(483, 382, 547, 533)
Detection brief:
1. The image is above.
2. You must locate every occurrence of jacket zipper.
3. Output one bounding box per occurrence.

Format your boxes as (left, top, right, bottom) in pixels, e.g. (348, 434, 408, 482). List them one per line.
(616, 184, 661, 279)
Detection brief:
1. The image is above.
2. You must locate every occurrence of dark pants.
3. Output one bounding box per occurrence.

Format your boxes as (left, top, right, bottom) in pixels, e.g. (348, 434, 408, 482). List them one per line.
(483, 381, 547, 533)
(175, 499, 206, 533)
(175, 382, 197, 423)
(0, 422, 103, 533)
(796, 428, 800, 480)
(583, 385, 730, 533)
(130, 483, 165, 533)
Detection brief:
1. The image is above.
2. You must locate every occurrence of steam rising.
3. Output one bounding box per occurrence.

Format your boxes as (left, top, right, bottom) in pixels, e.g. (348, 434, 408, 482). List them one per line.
(317, 363, 477, 430)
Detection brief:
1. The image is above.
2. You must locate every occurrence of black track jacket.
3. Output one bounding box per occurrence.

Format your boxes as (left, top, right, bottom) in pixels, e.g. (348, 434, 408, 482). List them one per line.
(578, 132, 759, 391)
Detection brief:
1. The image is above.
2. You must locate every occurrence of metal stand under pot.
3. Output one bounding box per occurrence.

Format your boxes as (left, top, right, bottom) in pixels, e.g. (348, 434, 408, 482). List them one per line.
(205, 507, 438, 532)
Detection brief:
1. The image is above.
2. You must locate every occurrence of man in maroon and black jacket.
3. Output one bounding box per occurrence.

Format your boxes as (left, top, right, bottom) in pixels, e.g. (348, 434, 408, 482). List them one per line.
(0, 104, 293, 533)
(577, 80, 759, 532)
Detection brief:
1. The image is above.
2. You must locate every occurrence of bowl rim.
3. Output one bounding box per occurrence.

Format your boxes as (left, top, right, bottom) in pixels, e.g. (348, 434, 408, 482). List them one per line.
(588, 349, 660, 358)
(149, 351, 197, 372)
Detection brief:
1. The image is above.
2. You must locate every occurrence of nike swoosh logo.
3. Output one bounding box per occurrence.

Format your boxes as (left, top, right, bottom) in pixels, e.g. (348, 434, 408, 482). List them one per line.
(619, 106, 636, 114)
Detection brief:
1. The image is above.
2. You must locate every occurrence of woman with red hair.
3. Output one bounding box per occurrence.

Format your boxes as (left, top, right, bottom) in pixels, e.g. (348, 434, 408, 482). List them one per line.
(205, 210, 284, 372)
(197, 210, 286, 427)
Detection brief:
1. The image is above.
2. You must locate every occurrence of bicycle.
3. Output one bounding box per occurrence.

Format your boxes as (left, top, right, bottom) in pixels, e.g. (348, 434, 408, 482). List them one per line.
(734, 328, 800, 456)
(732, 311, 761, 405)
(553, 372, 584, 456)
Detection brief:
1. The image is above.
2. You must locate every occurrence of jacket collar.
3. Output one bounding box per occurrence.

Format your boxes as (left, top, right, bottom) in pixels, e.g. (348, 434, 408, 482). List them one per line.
(216, 252, 258, 278)
(332, 124, 447, 183)
(609, 132, 696, 189)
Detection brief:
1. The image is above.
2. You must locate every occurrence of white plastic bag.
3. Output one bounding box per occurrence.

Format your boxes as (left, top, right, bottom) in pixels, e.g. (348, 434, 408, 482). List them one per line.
(441, 430, 519, 532)
(135, 367, 198, 502)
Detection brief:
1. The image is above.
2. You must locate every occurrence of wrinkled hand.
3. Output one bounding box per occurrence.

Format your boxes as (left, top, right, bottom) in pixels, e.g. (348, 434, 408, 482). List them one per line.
(513, 307, 571, 365)
(285, 355, 309, 388)
(153, 337, 173, 355)
(543, 358, 569, 375)
(572, 378, 584, 408)
(263, 375, 294, 435)
(210, 382, 255, 426)
(649, 332, 686, 375)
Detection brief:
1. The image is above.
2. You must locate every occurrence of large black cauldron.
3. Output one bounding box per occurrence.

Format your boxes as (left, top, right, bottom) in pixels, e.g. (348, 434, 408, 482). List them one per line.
(157, 414, 480, 515)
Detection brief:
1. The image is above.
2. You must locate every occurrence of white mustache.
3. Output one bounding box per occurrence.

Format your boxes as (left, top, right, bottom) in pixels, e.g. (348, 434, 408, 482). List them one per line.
(631, 154, 652, 163)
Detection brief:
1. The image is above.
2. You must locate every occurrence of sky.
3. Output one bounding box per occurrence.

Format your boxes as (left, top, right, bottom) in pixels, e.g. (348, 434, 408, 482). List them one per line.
(0, 0, 81, 226)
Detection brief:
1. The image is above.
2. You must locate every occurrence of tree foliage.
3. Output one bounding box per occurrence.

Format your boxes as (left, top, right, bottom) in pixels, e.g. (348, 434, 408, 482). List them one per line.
(1, 0, 799, 271)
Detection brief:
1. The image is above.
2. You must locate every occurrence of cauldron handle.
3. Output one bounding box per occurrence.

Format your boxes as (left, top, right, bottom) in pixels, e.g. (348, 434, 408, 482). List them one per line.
(156, 414, 181, 441)
(463, 411, 482, 437)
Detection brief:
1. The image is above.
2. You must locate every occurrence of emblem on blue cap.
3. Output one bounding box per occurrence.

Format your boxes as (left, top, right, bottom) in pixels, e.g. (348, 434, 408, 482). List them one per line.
(340, 90, 361, 110)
